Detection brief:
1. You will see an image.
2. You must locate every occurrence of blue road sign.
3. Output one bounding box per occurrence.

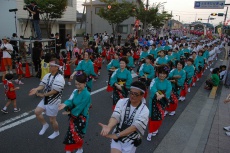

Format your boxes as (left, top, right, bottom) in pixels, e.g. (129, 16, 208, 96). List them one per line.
(194, 1, 225, 9)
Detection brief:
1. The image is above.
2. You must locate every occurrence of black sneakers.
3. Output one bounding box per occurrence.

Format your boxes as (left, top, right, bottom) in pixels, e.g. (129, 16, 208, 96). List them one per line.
(1, 109, 8, 114)
(14, 108, 21, 113)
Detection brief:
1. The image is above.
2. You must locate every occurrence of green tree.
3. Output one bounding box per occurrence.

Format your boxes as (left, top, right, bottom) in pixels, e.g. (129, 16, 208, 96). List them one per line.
(136, 3, 172, 34)
(97, 0, 136, 35)
(24, 0, 68, 37)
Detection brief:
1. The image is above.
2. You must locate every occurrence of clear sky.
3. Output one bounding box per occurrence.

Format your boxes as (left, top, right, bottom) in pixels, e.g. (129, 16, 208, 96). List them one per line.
(76, 0, 230, 26)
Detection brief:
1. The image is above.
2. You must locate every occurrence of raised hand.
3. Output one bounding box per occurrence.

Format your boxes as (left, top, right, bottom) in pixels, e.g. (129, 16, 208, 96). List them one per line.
(98, 123, 111, 136)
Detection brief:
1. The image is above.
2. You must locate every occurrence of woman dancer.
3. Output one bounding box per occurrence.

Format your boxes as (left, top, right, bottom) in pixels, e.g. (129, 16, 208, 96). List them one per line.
(71, 52, 96, 92)
(59, 72, 91, 153)
(110, 57, 132, 110)
(147, 65, 172, 141)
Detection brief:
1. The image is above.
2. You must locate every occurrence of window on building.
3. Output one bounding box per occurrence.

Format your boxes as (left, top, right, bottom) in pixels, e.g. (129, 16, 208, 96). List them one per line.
(95, 7, 102, 14)
(68, 0, 73, 7)
(118, 25, 128, 34)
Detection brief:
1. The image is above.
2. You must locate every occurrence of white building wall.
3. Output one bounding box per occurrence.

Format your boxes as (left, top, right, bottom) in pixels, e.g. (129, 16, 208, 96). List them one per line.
(0, 0, 18, 38)
(0, 0, 77, 38)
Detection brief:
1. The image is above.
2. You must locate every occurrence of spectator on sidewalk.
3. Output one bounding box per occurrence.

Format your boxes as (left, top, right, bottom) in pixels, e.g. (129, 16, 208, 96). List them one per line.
(66, 38, 74, 59)
(204, 68, 220, 90)
(0, 37, 13, 74)
(32, 41, 42, 78)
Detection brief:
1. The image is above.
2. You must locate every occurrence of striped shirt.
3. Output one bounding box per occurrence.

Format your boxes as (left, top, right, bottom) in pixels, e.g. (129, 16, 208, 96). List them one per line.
(112, 98, 149, 143)
(40, 73, 65, 105)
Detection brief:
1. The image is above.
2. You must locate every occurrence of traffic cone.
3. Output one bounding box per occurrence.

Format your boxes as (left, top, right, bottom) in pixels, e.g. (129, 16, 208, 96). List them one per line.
(0, 58, 6, 72)
(25, 62, 31, 78)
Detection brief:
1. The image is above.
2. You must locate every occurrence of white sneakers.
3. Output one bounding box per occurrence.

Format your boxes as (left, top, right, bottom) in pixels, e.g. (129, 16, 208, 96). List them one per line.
(146, 130, 158, 141)
(164, 110, 168, 116)
(68, 82, 71, 86)
(224, 126, 230, 131)
(169, 111, 176, 116)
(18, 81, 24, 85)
(224, 126, 230, 136)
(76, 148, 83, 153)
(226, 132, 230, 136)
(165, 111, 176, 116)
(48, 131, 60, 139)
(197, 78, 199, 81)
(39, 123, 49, 135)
(14, 79, 24, 84)
(192, 83, 196, 87)
(188, 88, 191, 93)
(179, 97, 185, 101)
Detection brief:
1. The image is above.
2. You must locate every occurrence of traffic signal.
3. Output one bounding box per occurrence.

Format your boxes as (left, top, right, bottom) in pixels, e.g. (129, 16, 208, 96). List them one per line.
(198, 18, 202, 20)
(211, 13, 217, 16)
(218, 13, 224, 16)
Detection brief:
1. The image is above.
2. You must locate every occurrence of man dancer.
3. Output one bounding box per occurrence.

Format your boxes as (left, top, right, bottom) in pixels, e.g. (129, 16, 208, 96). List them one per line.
(29, 59, 65, 139)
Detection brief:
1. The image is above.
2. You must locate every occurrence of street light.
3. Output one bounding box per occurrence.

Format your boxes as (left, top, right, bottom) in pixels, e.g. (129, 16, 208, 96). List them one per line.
(176, 15, 180, 21)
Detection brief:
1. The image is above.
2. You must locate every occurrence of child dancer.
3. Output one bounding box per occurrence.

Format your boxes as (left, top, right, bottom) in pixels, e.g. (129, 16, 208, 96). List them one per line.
(15, 57, 24, 84)
(1, 73, 20, 114)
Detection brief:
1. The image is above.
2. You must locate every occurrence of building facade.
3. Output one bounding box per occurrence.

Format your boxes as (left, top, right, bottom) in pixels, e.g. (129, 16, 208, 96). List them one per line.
(83, 0, 136, 38)
(0, 0, 77, 40)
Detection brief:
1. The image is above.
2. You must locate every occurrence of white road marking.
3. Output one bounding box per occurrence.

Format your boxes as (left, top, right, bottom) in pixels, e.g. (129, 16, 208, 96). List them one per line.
(0, 74, 138, 133)
(0, 115, 36, 132)
(0, 110, 33, 127)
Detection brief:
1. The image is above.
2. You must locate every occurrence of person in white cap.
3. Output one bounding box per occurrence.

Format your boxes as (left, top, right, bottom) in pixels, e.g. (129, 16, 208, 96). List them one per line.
(29, 58, 65, 139)
(0, 37, 13, 74)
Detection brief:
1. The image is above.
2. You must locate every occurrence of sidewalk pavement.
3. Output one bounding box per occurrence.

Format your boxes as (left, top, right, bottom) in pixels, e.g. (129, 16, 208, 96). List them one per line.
(154, 46, 230, 153)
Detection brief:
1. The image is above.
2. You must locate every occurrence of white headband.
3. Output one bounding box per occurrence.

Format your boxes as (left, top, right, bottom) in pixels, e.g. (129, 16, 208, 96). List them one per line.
(130, 86, 145, 93)
(49, 63, 60, 67)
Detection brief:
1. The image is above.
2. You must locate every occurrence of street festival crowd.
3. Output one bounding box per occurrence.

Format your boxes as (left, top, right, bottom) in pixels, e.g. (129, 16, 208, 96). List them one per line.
(0, 31, 229, 153)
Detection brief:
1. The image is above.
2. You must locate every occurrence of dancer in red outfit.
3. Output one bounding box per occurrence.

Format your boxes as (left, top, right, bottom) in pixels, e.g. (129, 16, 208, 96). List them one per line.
(15, 57, 24, 84)
(1, 73, 20, 114)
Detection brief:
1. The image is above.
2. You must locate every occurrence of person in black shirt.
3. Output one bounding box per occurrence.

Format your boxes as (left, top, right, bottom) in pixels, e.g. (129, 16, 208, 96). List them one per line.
(27, 1, 42, 39)
(117, 33, 122, 46)
(55, 33, 62, 57)
(32, 41, 42, 77)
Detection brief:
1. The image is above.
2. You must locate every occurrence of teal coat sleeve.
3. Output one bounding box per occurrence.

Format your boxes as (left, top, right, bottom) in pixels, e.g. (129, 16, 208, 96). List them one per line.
(75, 60, 83, 71)
(110, 69, 118, 86)
(107, 60, 114, 70)
(177, 70, 186, 86)
(149, 78, 157, 99)
(139, 64, 145, 77)
(165, 80, 172, 99)
(148, 65, 155, 79)
(128, 56, 134, 68)
(168, 69, 175, 79)
(64, 88, 91, 117)
(187, 66, 195, 78)
(64, 89, 76, 110)
(148, 79, 157, 116)
(125, 70, 132, 89)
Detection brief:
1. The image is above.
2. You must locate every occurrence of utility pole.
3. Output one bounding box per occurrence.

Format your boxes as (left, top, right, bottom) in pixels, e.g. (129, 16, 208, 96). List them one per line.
(146, 0, 149, 9)
(221, 6, 228, 35)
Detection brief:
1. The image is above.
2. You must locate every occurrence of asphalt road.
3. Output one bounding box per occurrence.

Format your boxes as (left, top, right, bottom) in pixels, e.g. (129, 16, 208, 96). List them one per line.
(0, 55, 219, 153)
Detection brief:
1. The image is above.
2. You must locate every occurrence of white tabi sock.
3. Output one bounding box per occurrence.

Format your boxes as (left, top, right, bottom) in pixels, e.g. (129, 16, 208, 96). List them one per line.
(39, 123, 49, 135)
(48, 131, 59, 139)
(76, 148, 83, 153)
